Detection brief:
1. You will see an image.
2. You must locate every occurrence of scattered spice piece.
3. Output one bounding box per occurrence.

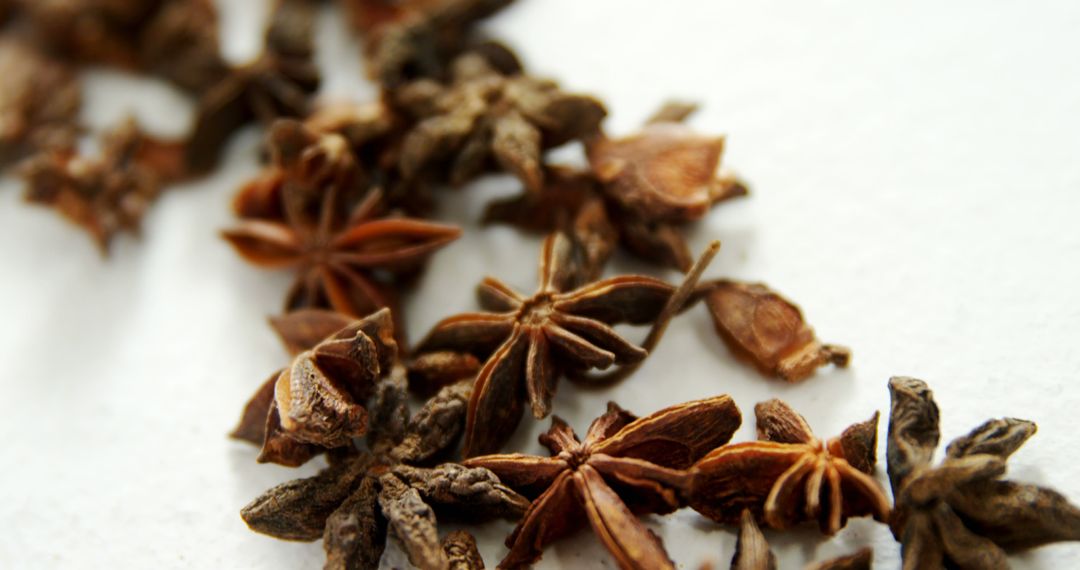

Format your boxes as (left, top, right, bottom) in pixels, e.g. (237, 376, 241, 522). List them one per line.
(727, 509, 873, 570)
(442, 530, 486, 570)
(887, 377, 1080, 569)
(241, 370, 527, 570)
(394, 51, 606, 192)
(20, 119, 185, 253)
(231, 309, 397, 466)
(689, 399, 889, 535)
(138, 0, 229, 93)
(464, 396, 742, 569)
(701, 280, 851, 382)
(0, 39, 81, 166)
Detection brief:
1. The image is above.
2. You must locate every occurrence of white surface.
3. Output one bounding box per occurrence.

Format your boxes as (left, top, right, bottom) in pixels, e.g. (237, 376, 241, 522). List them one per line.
(2, 0, 1080, 567)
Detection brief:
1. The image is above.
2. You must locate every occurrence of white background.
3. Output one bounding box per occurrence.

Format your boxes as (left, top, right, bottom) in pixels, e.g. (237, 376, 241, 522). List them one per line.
(2, 0, 1080, 567)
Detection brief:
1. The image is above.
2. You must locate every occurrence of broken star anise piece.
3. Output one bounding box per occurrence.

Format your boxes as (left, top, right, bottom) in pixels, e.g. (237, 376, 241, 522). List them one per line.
(231, 309, 397, 466)
(241, 371, 528, 570)
(689, 399, 889, 535)
(464, 396, 742, 570)
(21, 118, 185, 253)
(414, 232, 695, 456)
(223, 119, 461, 320)
(0, 39, 81, 167)
(395, 51, 606, 192)
(887, 377, 1080, 569)
(702, 280, 851, 382)
(727, 509, 873, 570)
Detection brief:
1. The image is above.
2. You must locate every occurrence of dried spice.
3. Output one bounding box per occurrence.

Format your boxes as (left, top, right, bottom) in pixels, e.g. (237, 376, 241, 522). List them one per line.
(0, 39, 81, 166)
(138, 0, 228, 93)
(394, 52, 606, 192)
(223, 119, 461, 321)
(726, 510, 873, 570)
(464, 396, 742, 569)
(186, 0, 320, 173)
(689, 399, 889, 535)
(886, 377, 1080, 569)
(442, 530, 486, 570)
(341, 0, 516, 87)
(412, 233, 715, 457)
(20, 119, 185, 252)
(701, 280, 851, 382)
(241, 371, 527, 570)
(231, 309, 397, 466)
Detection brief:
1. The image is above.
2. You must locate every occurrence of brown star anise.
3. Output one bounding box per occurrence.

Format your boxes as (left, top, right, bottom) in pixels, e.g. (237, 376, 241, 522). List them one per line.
(186, 0, 320, 174)
(464, 396, 742, 569)
(20, 118, 185, 253)
(232, 309, 398, 467)
(726, 509, 873, 570)
(887, 377, 1080, 569)
(701, 279, 851, 382)
(240, 368, 528, 570)
(394, 51, 606, 192)
(0, 38, 81, 167)
(689, 399, 889, 535)
(412, 232, 714, 457)
(222, 119, 461, 320)
(441, 531, 485, 570)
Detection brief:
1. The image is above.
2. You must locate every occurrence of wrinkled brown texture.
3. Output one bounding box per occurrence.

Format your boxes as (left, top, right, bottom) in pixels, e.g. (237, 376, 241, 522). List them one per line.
(442, 530, 485, 569)
(395, 52, 605, 191)
(727, 509, 871, 570)
(689, 399, 889, 535)
(0, 39, 80, 166)
(241, 370, 527, 570)
(702, 280, 850, 382)
(887, 377, 1080, 570)
(21, 119, 185, 253)
(465, 397, 742, 569)
(413, 232, 682, 456)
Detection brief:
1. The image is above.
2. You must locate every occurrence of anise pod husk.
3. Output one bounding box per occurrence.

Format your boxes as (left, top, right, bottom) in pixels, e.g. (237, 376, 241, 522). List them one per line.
(442, 530, 485, 570)
(0, 38, 81, 167)
(137, 0, 229, 93)
(726, 509, 872, 570)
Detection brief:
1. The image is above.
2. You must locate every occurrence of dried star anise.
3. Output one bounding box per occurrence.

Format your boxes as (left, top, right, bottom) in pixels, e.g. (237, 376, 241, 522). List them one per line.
(689, 399, 889, 535)
(442, 530, 485, 569)
(186, 0, 320, 174)
(412, 232, 712, 457)
(726, 509, 873, 570)
(887, 377, 1080, 568)
(700, 280, 851, 382)
(240, 368, 528, 570)
(394, 51, 606, 192)
(464, 396, 742, 569)
(222, 119, 461, 321)
(20, 118, 185, 252)
(232, 309, 397, 466)
(0, 39, 80, 166)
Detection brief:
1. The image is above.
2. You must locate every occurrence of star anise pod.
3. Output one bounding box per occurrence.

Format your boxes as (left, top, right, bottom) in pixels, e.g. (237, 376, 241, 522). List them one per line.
(689, 399, 889, 535)
(137, 0, 229, 93)
(463, 396, 742, 569)
(186, 0, 320, 174)
(700, 280, 851, 382)
(412, 232, 716, 457)
(240, 369, 528, 570)
(726, 509, 873, 570)
(0, 38, 81, 167)
(442, 530, 486, 570)
(340, 0, 516, 87)
(395, 51, 606, 192)
(20, 118, 185, 253)
(222, 119, 461, 321)
(887, 377, 1080, 568)
(231, 309, 398, 467)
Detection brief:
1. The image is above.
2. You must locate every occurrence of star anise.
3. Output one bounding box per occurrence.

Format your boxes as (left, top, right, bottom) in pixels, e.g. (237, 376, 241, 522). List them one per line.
(394, 51, 606, 192)
(0, 38, 81, 167)
(412, 232, 715, 457)
(20, 118, 185, 253)
(231, 309, 398, 467)
(441, 530, 486, 570)
(463, 396, 742, 569)
(688, 399, 890, 535)
(726, 509, 873, 570)
(222, 119, 461, 321)
(887, 377, 1080, 568)
(186, 0, 320, 174)
(700, 279, 851, 382)
(240, 368, 528, 570)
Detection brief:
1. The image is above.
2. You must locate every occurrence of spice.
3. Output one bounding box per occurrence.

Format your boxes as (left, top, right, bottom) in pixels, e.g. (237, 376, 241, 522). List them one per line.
(701, 280, 851, 382)
(727, 509, 873, 570)
(0, 39, 80, 167)
(241, 371, 527, 570)
(464, 396, 742, 569)
(442, 530, 486, 570)
(689, 399, 889, 535)
(887, 377, 1080, 568)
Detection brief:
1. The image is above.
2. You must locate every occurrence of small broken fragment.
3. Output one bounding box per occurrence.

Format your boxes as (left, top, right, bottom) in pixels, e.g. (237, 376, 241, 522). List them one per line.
(727, 509, 872, 570)
(442, 530, 485, 570)
(0, 39, 81, 167)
